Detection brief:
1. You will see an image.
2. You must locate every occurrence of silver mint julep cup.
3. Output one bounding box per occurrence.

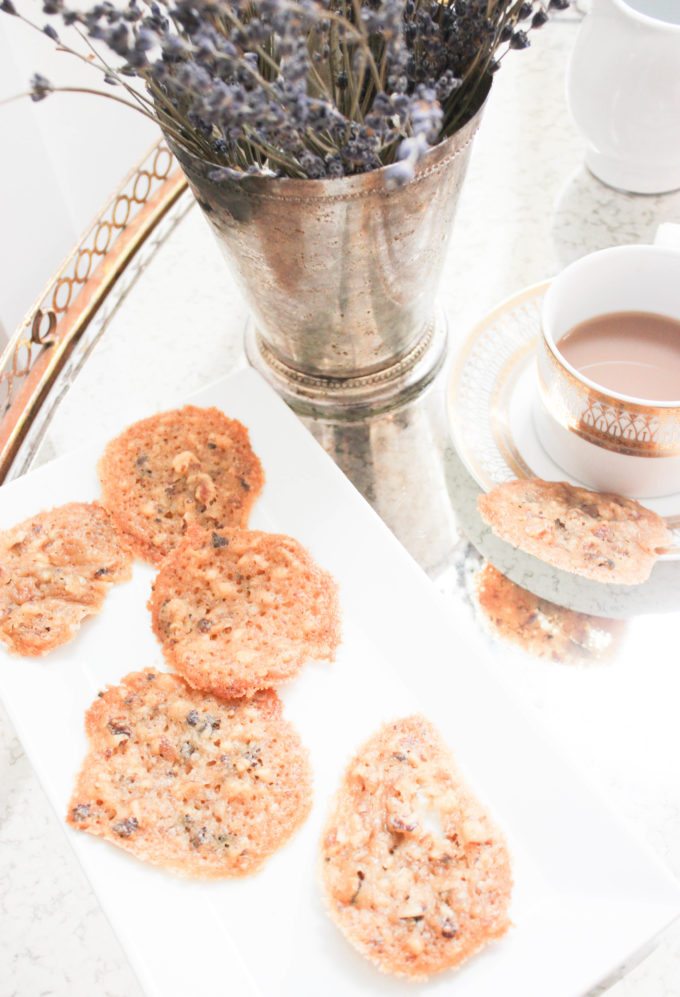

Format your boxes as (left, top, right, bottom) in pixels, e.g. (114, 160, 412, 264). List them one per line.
(170, 101, 485, 417)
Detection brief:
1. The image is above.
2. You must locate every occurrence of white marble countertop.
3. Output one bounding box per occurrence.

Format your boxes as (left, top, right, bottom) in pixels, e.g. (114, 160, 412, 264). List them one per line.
(2, 9, 680, 997)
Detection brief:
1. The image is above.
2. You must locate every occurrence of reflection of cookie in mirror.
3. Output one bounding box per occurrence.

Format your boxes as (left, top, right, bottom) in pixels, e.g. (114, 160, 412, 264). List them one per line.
(475, 564, 626, 665)
(478, 479, 671, 585)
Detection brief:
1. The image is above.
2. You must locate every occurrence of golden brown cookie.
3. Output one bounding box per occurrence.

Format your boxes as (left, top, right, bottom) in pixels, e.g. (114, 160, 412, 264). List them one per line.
(149, 526, 341, 699)
(475, 563, 626, 663)
(0, 502, 133, 656)
(97, 405, 264, 565)
(478, 478, 671, 585)
(319, 716, 512, 981)
(67, 669, 312, 877)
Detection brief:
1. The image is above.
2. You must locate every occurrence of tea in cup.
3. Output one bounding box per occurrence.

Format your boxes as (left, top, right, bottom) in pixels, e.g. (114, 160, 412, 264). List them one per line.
(535, 244, 680, 498)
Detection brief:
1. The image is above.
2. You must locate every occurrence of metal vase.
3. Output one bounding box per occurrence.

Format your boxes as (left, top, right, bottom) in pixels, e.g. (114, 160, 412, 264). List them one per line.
(170, 103, 484, 417)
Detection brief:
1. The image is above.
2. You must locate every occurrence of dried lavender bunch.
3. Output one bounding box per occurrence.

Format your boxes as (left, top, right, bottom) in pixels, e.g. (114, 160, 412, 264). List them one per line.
(1, 0, 568, 181)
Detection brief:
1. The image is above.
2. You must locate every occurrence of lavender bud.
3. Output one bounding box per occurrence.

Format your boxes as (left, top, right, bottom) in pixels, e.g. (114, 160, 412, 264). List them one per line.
(408, 90, 443, 142)
(29, 72, 52, 101)
(509, 29, 530, 49)
(106, 22, 130, 56)
(385, 159, 415, 187)
(209, 165, 247, 181)
(134, 26, 155, 50)
(396, 132, 428, 162)
(299, 150, 326, 178)
(162, 34, 190, 59)
(325, 154, 345, 178)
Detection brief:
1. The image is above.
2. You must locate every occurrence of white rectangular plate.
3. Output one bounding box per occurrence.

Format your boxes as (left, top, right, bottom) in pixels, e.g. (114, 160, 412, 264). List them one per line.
(0, 368, 678, 997)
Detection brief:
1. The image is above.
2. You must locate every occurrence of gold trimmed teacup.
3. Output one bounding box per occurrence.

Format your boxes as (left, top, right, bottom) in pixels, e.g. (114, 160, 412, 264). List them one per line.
(534, 244, 680, 498)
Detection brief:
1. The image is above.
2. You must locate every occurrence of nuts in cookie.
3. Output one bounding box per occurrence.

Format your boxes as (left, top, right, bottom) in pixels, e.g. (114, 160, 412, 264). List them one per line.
(478, 478, 671, 585)
(67, 669, 312, 877)
(320, 715, 512, 980)
(97, 405, 264, 565)
(149, 526, 341, 699)
(0, 502, 133, 655)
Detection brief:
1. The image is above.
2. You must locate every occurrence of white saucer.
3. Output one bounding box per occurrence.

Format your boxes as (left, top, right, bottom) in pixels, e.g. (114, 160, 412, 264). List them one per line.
(447, 280, 680, 555)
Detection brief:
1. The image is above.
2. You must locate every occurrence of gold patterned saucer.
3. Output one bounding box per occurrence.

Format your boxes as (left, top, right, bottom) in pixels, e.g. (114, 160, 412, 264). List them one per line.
(446, 281, 680, 556)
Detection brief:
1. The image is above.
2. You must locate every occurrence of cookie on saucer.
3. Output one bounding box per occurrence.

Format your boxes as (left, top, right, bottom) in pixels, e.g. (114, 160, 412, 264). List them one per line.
(478, 478, 671, 585)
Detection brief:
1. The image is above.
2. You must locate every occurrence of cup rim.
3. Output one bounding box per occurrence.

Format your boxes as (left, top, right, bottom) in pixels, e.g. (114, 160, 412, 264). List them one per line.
(542, 244, 680, 410)
(612, 0, 680, 31)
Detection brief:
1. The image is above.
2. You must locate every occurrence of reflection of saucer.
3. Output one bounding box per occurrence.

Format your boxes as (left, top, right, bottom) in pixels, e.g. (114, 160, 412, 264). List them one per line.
(447, 281, 680, 555)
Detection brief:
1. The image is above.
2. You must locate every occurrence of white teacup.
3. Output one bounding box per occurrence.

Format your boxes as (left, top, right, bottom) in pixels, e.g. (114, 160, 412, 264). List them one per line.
(534, 243, 680, 498)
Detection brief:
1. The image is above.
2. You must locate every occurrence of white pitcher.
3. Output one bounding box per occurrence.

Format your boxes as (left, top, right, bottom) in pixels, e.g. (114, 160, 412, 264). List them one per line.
(567, 0, 680, 194)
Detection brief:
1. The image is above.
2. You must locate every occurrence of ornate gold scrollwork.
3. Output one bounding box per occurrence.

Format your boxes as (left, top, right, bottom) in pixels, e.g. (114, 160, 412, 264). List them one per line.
(30, 310, 57, 347)
(0, 139, 187, 481)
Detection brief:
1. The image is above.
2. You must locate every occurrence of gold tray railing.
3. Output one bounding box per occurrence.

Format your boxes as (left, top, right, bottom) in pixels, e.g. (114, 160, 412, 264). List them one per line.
(0, 140, 189, 483)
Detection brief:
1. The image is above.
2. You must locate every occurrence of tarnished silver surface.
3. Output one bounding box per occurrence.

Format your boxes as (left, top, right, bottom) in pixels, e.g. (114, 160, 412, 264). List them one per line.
(170, 106, 483, 415)
(242, 307, 449, 417)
